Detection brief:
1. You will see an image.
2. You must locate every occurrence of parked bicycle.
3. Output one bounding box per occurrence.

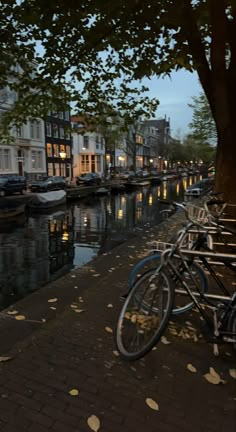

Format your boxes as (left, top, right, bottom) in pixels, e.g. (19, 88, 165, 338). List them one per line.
(116, 201, 236, 360)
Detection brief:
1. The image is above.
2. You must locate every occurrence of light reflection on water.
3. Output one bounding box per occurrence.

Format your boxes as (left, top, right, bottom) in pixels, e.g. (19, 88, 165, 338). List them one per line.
(0, 176, 200, 310)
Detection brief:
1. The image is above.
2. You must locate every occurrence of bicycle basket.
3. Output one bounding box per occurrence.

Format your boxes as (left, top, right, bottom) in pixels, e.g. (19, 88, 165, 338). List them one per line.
(186, 204, 209, 224)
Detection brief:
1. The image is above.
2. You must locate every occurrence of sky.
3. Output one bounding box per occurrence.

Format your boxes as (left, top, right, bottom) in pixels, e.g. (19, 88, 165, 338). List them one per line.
(142, 70, 202, 138)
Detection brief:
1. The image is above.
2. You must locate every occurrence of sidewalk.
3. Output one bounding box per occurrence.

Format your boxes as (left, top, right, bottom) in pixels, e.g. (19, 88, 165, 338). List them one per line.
(0, 214, 235, 432)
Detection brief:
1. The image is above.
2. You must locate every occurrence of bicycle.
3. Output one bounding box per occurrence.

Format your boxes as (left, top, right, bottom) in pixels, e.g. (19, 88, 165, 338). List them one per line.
(116, 204, 236, 360)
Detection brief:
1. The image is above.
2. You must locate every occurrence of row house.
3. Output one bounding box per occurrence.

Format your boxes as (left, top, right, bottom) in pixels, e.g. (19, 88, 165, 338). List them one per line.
(71, 116, 105, 177)
(45, 111, 72, 179)
(0, 87, 46, 181)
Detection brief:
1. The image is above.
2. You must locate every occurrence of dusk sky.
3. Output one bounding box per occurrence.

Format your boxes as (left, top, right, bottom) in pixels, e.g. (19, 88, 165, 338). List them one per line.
(143, 70, 202, 138)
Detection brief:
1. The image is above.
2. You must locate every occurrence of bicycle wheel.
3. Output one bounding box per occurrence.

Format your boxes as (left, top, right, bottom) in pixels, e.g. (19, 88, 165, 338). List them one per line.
(116, 269, 174, 360)
(129, 255, 208, 315)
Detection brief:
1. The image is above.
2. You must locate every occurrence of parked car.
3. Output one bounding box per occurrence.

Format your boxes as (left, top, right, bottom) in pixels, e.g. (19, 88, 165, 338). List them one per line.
(76, 173, 101, 186)
(30, 176, 66, 192)
(0, 175, 27, 196)
(120, 171, 135, 180)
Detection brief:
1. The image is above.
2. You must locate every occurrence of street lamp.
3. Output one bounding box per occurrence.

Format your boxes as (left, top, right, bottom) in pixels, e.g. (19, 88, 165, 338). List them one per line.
(59, 151, 67, 160)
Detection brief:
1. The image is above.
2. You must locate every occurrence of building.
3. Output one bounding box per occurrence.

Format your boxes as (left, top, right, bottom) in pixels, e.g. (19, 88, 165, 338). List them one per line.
(141, 116, 171, 170)
(45, 110, 72, 179)
(0, 87, 46, 181)
(71, 116, 105, 177)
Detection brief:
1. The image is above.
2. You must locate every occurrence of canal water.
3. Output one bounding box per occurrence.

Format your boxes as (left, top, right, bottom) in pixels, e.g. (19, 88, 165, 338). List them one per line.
(0, 175, 201, 310)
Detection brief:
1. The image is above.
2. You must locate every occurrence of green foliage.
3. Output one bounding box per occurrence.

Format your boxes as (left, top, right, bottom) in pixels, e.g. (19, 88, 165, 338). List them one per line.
(188, 93, 217, 145)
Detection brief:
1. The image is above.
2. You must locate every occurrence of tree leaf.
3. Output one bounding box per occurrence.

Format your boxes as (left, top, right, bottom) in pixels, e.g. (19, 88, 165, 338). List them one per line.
(187, 363, 197, 373)
(15, 315, 26, 320)
(204, 373, 221, 385)
(146, 398, 159, 411)
(209, 367, 220, 379)
(48, 298, 58, 303)
(229, 369, 236, 379)
(161, 336, 171, 344)
(0, 356, 12, 362)
(87, 415, 100, 431)
(69, 389, 79, 396)
(105, 326, 113, 333)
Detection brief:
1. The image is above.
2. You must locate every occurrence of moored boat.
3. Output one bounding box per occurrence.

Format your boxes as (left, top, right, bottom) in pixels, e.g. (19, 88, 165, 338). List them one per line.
(28, 190, 67, 210)
(0, 199, 25, 219)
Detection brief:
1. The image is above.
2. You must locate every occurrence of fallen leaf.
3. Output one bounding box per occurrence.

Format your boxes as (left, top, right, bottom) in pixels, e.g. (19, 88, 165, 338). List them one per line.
(15, 315, 26, 321)
(87, 415, 100, 432)
(50, 307, 56, 310)
(204, 373, 221, 385)
(209, 367, 220, 378)
(7, 310, 18, 315)
(93, 274, 101, 277)
(69, 389, 79, 396)
(146, 398, 159, 411)
(107, 304, 113, 308)
(71, 275, 76, 278)
(0, 356, 12, 362)
(229, 369, 236, 379)
(187, 363, 197, 373)
(48, 298, 58, 303)
(105, 327, 113, 334)
(74, 309, 85, 313)
(161, 336, 171, 345)
(41, 319, 46, 323)
(113, 350, 119, 357)
(70, 304, 78, 309)
(74, 286, 78, 289)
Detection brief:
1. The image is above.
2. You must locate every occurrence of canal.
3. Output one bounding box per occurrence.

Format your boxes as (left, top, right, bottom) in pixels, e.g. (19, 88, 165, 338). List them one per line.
(0, 175, 201, 310)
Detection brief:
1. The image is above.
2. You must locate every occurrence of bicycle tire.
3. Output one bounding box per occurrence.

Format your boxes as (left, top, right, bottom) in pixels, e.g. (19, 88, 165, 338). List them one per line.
(116, 269, 174, 360)
(129, 255, 208, 315)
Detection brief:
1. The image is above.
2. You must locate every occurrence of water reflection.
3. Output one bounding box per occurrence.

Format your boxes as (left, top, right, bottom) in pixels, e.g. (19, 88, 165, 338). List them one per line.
(0, 176, 201, 310)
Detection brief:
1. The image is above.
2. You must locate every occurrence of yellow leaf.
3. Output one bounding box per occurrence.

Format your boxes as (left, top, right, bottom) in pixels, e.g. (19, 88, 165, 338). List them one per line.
(7, 310, 18, 315)
(48, 298, 58, 303)
(209, 367, 220, 379)
(0, 356, 12, 362)
(187, 363, 197, 373)
(113, 350, 119, 357)
(105, 326, 113, 334)
(87, 415, 100, 432)
(161, 336, 171, 345)
(70, 304, 78, 309)
(229, 369, 236, 379)
(69, 389, 79, 396)
(107, 304, 113, 308)
(204, 373, 221, 385)
(93, 274, 101, 277)
(15, 315, 26, 321)
(74, 309, 85, 313)
(50, 306, 56, 310)
(146, 398, 159, 411)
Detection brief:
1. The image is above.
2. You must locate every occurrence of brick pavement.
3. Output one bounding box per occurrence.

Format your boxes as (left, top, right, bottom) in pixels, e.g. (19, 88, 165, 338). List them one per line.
(0, 216, 235, 432)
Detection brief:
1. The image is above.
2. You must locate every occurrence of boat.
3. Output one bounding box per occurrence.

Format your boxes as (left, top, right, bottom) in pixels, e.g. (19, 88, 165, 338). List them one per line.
(28, 190, 67, 210)
(93, 187, 110, 196)
(150, 176, 162, 186)
(110, 183, 126, 193)
(0, 198, 26, 220)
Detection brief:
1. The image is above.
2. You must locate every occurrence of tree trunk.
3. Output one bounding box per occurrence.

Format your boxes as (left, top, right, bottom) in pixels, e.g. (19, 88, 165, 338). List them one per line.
(215, 127, 236, 205)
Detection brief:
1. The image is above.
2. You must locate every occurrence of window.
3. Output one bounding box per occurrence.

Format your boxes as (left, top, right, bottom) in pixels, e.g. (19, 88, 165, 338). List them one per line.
(96, 144, 99, 150)
(48, 162, 53, 176)
(53, 144, 59, 157)
(59, 126, 64, 139)
(97, 155, 101, 171)
(32, 151, 42, 169)
(30, 120, 42, 140)
(0, 149, 11, 170)
(83, 136, 89, 149)
(81, 155, 90, 172)
(64, 111, 70, 121)
(66, 145, 71, 158)
(96, 135, 99, 143)
(46, 122, 52, 137)
(59, 112, 64, 119)
(46, 143, 52, 157)
(15, 126, 23, 137)
(53, 124, 59, 138)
